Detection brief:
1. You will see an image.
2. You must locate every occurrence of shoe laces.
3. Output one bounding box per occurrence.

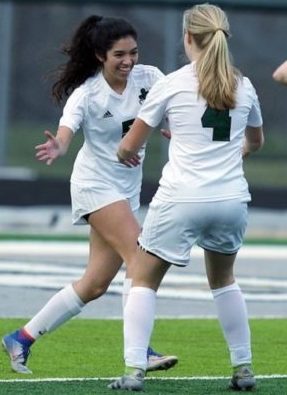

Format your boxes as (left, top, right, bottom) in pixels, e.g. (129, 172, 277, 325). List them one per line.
(234, 365, 253, 378)
(13, 341, 31, 364)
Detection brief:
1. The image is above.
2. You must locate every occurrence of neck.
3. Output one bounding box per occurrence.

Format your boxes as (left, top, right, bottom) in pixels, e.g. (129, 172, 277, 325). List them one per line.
(102, 71, 127, 94)
(189, 46, 201, 63)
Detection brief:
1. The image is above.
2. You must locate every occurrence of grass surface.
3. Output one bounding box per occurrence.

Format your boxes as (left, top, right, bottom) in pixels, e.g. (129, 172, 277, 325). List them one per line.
(1, 378, 287, 394)
(0, 232, 286, 245)
(0, 318, 287, 393)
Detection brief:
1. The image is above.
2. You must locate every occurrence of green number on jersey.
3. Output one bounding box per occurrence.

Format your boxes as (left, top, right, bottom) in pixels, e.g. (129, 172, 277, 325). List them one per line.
(122, 118, 135, 138)
(201, 107, 231, 141)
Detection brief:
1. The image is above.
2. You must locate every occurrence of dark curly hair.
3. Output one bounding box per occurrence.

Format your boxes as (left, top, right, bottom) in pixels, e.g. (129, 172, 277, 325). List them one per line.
(52, 15, 137, 103)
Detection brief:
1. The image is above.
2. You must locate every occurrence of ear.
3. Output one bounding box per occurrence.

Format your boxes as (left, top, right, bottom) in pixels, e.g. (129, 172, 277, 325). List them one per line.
(187, 32, 193, 45)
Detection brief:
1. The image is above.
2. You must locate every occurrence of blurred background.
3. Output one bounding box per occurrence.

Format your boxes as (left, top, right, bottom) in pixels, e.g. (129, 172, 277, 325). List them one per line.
(0, 0, 286, 209)
(0, 0, 286, 319)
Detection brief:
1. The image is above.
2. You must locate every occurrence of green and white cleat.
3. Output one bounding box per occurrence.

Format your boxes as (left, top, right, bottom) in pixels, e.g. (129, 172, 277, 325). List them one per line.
(146, 347, 178, 372)
(108, 368, 145, 391)
(229, 365, 256, 391)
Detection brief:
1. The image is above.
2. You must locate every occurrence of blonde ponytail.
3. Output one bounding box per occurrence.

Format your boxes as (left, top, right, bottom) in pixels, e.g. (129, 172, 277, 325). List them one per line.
(183, 4, 240, 109)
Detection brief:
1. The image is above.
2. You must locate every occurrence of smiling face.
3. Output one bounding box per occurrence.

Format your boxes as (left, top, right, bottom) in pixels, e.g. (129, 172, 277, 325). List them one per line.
(98, 36, 138, 92)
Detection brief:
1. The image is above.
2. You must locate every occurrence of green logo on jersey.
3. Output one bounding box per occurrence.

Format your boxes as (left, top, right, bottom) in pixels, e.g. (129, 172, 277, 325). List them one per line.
(139, 88, 149, 104)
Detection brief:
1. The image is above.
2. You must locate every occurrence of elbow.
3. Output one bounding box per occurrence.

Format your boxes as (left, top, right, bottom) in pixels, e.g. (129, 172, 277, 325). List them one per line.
(256, 130, 265, 151)
(244, 126, 264, 157)
(273, 66, 287, 84)
(251, 135, 264, 153)
(273, 70, 280, 82)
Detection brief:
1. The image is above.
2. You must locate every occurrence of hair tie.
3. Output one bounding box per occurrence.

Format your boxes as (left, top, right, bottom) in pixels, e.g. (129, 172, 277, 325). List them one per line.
(214, 28, 229, 38)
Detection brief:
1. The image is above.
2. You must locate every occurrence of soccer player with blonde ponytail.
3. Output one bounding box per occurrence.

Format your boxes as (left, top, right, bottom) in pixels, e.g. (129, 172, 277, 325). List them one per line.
(109, 3, 264, 392)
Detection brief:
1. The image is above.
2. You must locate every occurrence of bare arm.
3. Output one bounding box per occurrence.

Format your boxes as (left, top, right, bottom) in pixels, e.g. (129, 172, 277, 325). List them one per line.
(242, 125, 264, 158)
(35, 126, 74, 165)
(273, 61, 287, 85)
(117, 118, 153, 165)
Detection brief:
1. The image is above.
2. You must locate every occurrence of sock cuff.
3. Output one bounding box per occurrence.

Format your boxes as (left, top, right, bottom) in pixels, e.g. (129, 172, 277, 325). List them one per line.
(130, 286, 156, 297)
(211, 282, 240, 298)
(123, 278, 132, 293)
(64, 284, 85, 310)
(21, 328, 35, 342)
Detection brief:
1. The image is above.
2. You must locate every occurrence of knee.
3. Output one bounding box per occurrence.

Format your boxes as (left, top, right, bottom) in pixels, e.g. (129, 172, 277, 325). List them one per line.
(88, 283, 109, 300)
(75, 279, 109, 302)
(208, 273, 235, 290)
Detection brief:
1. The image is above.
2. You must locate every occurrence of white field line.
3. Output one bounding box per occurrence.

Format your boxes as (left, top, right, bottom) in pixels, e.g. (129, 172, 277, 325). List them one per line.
(0, 374, 286, 382)
(0, 261, 82, 274)
(1, 242, 287, 301)
(1, 261, 287, 301)
(1, 261, 287, 288)
(0, 241, 287, 259)
(0, 274, 287, 301)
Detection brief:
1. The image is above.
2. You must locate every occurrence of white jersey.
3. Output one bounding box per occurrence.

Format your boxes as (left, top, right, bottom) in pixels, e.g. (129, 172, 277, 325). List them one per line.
(137, 62, 263, 203)
(59, 64, 164, 200)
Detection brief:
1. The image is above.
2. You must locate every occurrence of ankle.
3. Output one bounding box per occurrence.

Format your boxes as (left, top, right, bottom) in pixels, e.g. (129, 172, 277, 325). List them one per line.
(125, 366, 145, 378)
(16, 329, 35, 347)
(233, 364, 252, 372)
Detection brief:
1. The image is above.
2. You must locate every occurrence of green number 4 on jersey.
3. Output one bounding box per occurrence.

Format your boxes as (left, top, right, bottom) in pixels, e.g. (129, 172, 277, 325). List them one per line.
(201, 106, 231, 141)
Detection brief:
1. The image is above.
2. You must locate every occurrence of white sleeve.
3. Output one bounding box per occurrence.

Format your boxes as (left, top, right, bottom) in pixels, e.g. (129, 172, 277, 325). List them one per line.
(59, 88, 86, 133)
(247, 83, 263, 127)
(137, 77, 168, 127)
(151, 66, 165, 84)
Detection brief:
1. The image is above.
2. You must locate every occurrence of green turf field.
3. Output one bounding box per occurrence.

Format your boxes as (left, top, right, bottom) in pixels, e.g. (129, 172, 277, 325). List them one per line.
(0, 232, 286, 245)
(0, 318, 286, 393)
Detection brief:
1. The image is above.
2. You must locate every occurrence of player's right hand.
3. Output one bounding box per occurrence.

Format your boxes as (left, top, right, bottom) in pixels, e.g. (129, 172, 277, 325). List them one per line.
(35, 130, 62, 166)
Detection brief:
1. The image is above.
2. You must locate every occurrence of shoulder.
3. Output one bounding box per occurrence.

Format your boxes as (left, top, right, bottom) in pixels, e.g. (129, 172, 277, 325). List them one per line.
(235, 76, 261, 111)
(153, 64, 194, 90)
(63, 74, 101, 111)
(165, 64, 195, 82)
(68, 74, 95, 96)
(70, 74, 103, 102)
(237, 76, 258, 97)
(80, 74, 101, 94)
(131, 64, 164, 81)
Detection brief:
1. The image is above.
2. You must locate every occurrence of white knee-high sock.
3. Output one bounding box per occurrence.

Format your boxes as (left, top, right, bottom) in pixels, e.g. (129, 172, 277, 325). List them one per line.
(122, 278, 132, 311)
(124, 287, 156, 371)
(24, 284, 85, 339)
(212, 283, 252, 367)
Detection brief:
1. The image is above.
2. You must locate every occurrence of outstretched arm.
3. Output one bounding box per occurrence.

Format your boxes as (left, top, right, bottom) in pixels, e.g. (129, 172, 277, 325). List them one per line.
(273, 61, 287, 85)
(35, 126, 74, 165)
(117, 118, 153, 166)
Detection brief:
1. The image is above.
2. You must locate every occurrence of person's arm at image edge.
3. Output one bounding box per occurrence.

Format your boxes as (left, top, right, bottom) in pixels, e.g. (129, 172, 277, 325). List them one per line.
(273, 61, 287, 85)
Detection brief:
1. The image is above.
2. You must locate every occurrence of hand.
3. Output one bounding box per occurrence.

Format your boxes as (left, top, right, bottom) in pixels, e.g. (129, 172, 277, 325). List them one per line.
(161, 128, 171, 140)
(35, 130, 62, 165)
(242, 143, 250, 159)
(117, 152, 141, 167)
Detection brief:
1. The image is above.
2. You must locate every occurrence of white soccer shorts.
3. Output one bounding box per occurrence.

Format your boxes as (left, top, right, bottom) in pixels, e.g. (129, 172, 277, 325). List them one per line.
(138, 198, 248, 266)
(70, 182, 140, 225)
